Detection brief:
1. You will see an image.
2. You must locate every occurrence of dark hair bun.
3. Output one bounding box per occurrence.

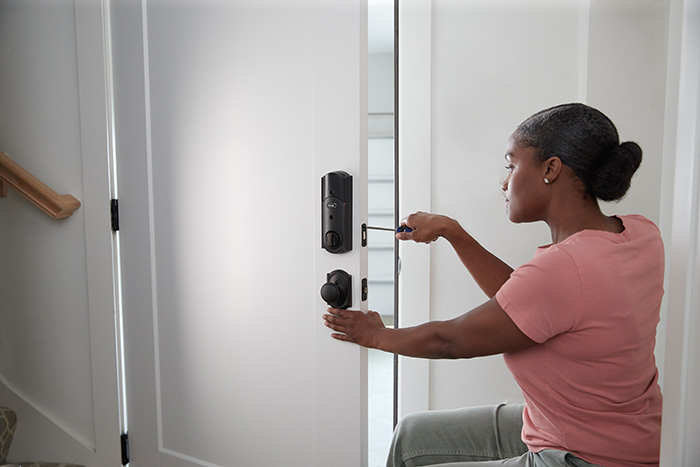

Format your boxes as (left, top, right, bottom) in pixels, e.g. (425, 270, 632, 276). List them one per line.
(516, 104, 644, 201)
(591, 141, 643, 201)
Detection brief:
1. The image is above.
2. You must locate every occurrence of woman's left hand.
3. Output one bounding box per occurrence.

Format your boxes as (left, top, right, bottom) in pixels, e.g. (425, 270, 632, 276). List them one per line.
(323, 308, 386, 348)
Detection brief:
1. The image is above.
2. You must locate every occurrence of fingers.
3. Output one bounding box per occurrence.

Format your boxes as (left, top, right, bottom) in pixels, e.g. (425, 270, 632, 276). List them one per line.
(330, 332, 355, 343)
(396, 217, 414, 241)
(323, 309, 358, 343)
(323, 311, 343, 326)
(397, 211, 449, 244)
(400, 214, 417, 231)
(323, 308, 349, 331)
(396, 231, 411, 241)
(323, 308, 385, 348)
(324, 307, 349, 321)
(397, 212, 429, 242)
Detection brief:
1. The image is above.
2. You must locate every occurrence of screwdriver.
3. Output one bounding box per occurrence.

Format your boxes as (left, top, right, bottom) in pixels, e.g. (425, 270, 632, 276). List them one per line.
(365, 225, 413, 233)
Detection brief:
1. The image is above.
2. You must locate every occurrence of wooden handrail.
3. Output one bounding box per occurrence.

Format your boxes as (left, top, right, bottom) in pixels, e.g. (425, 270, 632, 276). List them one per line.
(0, 152, 81, 219)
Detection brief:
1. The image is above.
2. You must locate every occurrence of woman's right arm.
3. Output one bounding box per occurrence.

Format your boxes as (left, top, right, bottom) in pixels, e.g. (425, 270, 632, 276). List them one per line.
(397, 212, 513, 298)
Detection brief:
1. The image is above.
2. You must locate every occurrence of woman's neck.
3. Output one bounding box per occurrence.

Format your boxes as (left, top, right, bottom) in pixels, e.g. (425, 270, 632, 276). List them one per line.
(547, 202, 623, 244)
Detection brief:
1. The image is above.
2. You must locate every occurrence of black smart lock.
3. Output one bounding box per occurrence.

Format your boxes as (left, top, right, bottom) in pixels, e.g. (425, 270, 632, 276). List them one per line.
(321, 171, 352, 254)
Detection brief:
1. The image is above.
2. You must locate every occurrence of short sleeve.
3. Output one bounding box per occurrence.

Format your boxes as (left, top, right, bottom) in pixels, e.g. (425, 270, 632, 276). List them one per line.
(496, 248, 582, 343)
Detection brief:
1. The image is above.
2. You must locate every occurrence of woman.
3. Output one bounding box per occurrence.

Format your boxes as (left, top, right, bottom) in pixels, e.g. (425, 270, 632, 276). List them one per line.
(323, 103, 664, 467)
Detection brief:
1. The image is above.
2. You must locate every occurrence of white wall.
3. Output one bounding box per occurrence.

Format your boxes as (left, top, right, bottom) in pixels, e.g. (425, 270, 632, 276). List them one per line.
(399, 0, 671, 414)
(585, 0, 672, 385)
(587, 0, 670, 225)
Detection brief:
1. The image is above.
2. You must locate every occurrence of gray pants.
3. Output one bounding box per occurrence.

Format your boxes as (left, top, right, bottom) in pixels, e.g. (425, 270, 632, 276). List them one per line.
(386, 404, 603, 467)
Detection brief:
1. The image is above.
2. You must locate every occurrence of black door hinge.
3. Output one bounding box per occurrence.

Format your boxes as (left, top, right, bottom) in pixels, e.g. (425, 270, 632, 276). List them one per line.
(111, 199, 120, 232)
(120, 432, 130, 465)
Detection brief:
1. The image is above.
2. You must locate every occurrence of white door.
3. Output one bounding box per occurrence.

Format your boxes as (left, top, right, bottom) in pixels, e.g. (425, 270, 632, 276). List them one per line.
(113, 1, 368, 466)
(0, 1, 122, 464)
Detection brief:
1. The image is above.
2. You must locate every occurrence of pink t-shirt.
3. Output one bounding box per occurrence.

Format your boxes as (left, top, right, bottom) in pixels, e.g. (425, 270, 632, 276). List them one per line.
(495, 215, 664, 467)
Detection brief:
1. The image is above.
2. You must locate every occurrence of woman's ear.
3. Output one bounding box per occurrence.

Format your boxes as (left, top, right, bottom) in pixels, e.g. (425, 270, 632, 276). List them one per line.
(544, 156, 563, 182)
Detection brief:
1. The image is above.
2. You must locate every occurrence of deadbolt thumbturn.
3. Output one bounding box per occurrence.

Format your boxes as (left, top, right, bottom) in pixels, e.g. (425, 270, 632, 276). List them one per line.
(320, 269, 352, 309)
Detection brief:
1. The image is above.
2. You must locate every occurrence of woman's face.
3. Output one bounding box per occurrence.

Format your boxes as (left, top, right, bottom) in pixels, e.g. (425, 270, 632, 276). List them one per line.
(502, 136, 548, 223)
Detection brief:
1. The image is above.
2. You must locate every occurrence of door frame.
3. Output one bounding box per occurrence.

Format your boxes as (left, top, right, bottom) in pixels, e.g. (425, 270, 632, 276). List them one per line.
(659, 0, 700, 463)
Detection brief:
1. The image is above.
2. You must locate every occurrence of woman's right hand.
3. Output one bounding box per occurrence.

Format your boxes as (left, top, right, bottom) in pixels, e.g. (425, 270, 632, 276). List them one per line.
(396, 211, 455, 244)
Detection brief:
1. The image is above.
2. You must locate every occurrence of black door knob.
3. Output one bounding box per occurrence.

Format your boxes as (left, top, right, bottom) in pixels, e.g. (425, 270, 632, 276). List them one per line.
(321, 282, 342, 303)
(320, 269, 352, 309)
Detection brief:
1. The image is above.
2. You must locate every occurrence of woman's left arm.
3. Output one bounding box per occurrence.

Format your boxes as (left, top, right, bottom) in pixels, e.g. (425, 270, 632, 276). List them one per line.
(323, 297, 536, 359)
